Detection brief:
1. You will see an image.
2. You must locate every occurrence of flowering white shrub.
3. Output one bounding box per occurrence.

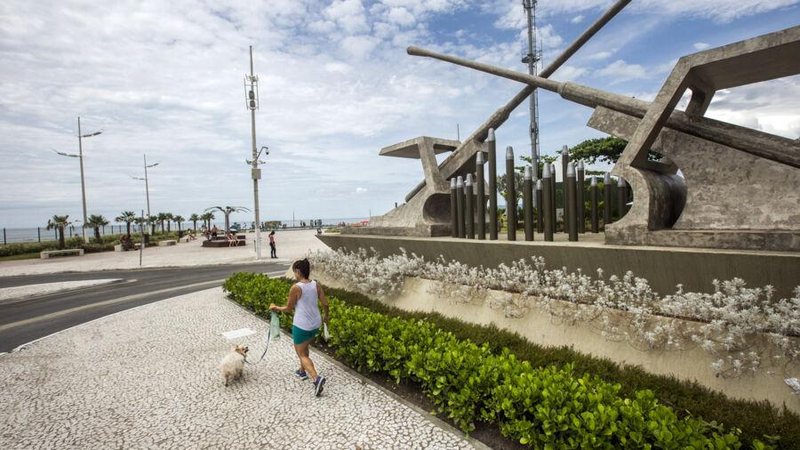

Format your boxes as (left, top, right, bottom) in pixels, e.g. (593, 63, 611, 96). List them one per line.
(309, 248, 800, 378)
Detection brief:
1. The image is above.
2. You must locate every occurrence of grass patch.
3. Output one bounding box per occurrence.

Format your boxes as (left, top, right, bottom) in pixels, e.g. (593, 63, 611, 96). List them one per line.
(0, 252, 40, 262)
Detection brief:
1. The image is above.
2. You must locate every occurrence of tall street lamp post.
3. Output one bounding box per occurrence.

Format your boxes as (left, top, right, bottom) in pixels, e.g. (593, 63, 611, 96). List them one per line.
(52, 116, 102, 242)
(131, 154, 159, 234)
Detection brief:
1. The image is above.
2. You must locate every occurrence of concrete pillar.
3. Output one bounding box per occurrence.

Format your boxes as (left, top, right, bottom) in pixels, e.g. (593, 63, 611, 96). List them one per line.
(590, 176, 599, 233)
(465, 174, 474, 239)
(535, 179, 544, 234)
(561, 146, 570, 228)
(542, 164, 554, 241)
(618, 177, 628, 217)
(456, 176, 465, 238)
(450, 178, 457, 237)
(603, 172, 612, 227)
(476, 152, 486, 240)
(576, 161, 585, 233)
(487, 129, 498, 240)
(566, 163, 578, 242)
(550, 163, 557, 233)
(523, 166, 533, 241)
(506, 146, 517, 241)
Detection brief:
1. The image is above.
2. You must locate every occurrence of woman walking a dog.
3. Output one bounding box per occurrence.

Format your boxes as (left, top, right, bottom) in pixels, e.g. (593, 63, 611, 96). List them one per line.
(269, 258, 329, 396)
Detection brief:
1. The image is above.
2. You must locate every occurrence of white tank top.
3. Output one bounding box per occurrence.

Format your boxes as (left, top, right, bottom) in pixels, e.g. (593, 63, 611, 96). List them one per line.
(293, 280, 321, 331)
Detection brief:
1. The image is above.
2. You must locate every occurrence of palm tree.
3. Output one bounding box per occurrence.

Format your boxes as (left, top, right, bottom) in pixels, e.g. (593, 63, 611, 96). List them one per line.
(157, 212, 168, 233)
(87, 214, 109, 242)
(165, 213, 174, 232)
(115, 211, 137, 236)
(200, 212, 215, 229)
(46, 215, 71, 249)
(189, 213, 200, 231)
(205, 206, 250, 232)
(174, 215, 185, 234)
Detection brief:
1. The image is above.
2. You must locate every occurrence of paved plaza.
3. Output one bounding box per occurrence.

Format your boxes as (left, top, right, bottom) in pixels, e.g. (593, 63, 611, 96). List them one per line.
(0, 231, 481, 448)
(0, 287, 479, 449)
(0, 229, 331, 277)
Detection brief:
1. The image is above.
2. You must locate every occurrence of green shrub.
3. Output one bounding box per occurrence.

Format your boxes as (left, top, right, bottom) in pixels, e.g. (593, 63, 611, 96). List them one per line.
(223, 273, 762, 448)
(322, 285, 799, 449)
(0, 241, 60, 257)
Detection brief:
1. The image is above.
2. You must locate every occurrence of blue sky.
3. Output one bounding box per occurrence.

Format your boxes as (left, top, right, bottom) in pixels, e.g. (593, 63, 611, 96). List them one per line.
(1, 0, 798, 228)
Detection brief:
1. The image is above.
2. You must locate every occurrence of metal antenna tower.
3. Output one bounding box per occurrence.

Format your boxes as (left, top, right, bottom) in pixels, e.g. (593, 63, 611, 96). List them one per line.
(522, 0, 541, 178)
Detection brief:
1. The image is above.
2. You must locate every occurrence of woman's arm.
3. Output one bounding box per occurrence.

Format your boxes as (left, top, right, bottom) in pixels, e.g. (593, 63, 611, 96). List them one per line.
(317, 283, 330, 324)
(270, 285, 300, 313)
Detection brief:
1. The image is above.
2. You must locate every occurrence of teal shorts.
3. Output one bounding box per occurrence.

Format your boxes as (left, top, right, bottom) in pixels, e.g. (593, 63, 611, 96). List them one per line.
(292, 325, 319, 345)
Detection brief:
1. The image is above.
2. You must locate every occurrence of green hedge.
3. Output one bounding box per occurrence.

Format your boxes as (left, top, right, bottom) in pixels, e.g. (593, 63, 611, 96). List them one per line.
(0, 231, 185, 257)
(223, 273, 772, 449)
(322, 287, 797, 449)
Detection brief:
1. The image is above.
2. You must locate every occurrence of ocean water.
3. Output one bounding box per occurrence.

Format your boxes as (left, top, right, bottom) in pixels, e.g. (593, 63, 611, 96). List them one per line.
(0, 217, 368, 245)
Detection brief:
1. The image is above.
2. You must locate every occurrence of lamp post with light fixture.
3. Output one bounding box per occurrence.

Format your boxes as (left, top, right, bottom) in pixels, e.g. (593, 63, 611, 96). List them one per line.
(131, 155, 159, 235)
(52, 117, 102, 242)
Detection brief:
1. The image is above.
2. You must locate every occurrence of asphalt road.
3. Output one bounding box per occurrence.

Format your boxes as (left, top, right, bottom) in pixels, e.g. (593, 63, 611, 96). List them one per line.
(0, 262, 290, 352)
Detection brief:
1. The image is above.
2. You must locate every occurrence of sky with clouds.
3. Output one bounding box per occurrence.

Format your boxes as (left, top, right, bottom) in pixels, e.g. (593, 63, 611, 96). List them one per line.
(1, 0, 798, 228)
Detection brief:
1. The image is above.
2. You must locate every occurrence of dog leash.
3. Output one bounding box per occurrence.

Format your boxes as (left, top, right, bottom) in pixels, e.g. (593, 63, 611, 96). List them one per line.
(245, 311, 280, 366)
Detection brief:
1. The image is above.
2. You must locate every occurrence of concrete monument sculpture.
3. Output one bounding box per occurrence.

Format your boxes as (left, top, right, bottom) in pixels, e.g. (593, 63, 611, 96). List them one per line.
(345, 0, 633, 237)
(406, 26, 800, 251)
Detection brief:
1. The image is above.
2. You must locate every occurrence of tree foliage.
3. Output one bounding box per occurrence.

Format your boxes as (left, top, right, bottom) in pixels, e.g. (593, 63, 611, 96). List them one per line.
(566, 137, 628, 165)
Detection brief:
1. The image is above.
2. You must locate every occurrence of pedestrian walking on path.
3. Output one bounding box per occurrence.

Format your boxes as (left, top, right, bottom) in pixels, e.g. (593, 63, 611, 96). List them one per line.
(269, 230, 277, 258)
(270, 258, 329, 396)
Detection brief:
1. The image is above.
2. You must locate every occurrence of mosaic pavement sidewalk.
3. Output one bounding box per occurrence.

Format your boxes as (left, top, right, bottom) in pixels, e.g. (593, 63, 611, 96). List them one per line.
(0, 287, 477, 449)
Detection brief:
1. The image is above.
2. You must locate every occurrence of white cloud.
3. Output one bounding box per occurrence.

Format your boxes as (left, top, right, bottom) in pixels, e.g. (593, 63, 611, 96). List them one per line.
(340, 35, 381, 59)
(596, 60, 648, 83)
(324, 0, 369, 34)
(693, 42, 711, 50)
(386, 7, 416, 26)
(551, 65, 588, 82)
(586, 50, 614, 61)
(571, 15, 585, 24)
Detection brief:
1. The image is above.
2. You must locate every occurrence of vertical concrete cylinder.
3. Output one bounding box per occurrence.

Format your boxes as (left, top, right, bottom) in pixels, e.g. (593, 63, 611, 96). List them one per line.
(603, 172, 612, 227)
(542, 164, 554, 241)
(506, 146, 517, 241)
(550, 163, 557, 233)
(590, 176, 599, 233)
(487, 129, 498, 240)
(456, 176, 465, 238)
(465, 174, 474, 239)
(617, 177, 628, 217)
(576, 161, 585, 233)
(561, 146, 570, 229)
(476, 152, 486, 240)
(535, 179, 544, 234)
(450, 178, 457, 237)
(567, 163, 578, 242)
(523, 166, 533, 241)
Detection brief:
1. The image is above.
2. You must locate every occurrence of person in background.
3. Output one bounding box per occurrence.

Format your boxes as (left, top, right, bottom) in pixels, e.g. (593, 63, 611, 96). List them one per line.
(269, 258, 329, 397)
(269, 230, 277, 258)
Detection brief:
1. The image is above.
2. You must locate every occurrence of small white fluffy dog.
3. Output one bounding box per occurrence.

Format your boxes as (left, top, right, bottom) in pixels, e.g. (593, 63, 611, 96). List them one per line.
(220, 344, 248, 386)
